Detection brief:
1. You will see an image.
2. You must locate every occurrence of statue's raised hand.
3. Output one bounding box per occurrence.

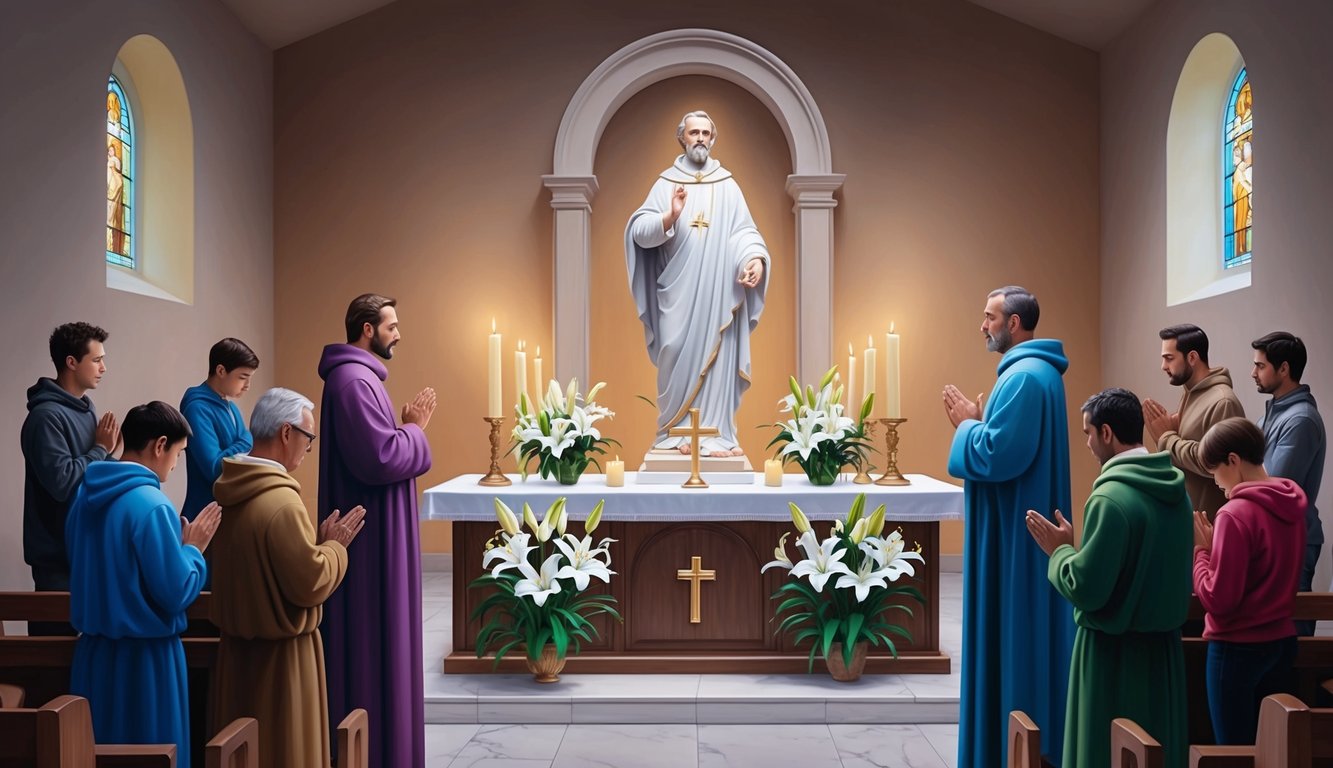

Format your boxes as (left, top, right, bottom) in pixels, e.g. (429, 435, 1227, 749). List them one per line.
(664, 184, 687, 232)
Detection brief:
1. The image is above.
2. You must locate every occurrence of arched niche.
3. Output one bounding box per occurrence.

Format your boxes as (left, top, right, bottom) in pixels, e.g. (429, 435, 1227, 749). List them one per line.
(543, 28, 843, 384)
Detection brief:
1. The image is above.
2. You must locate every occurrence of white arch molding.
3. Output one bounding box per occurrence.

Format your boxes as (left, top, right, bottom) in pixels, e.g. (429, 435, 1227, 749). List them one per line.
(543, 28, 844, 385)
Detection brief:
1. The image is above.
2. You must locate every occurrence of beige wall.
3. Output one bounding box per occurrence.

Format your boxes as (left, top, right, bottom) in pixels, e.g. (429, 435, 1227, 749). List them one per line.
(0, 0, 274, 596)
(1101, 0, 1333, 586)
(273, 0, 1103, 557)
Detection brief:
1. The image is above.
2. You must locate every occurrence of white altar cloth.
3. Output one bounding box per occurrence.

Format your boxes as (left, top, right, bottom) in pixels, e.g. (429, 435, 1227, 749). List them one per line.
(421, 472, 963, 523)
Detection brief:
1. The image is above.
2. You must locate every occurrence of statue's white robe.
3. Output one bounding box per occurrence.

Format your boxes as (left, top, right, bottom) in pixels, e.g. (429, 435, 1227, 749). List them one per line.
(626, 156, 770, 454)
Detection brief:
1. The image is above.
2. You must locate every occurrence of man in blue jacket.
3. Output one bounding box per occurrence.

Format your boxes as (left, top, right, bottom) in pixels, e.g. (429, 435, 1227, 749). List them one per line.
(180, 337, 258, 522)
(1251, 331, 1326, 635)
(944, 286, 1076, 768)
(21, 322, 120, 635)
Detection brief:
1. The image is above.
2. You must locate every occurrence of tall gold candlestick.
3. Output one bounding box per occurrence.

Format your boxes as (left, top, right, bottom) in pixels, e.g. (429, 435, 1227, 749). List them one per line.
(478, 416, 512, 486)
(852, 418, 876, 484)
(874, 417, 910, 486)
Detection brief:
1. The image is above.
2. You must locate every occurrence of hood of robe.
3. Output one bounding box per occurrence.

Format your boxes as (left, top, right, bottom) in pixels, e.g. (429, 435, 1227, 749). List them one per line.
(1187, 367, 1234, 394)
(78, 460, 161, 513)
(1228, 478, 1307, 526)
(318, 343, 387, 382)
(997, 338, 1069, 376)
(213, 458, 301, 508)
(27, 377, 93, 414)
(1095, 451, 1187, 506)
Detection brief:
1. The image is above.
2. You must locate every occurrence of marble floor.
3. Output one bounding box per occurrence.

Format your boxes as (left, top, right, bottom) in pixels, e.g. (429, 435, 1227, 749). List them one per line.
(421, 565, 963, 767)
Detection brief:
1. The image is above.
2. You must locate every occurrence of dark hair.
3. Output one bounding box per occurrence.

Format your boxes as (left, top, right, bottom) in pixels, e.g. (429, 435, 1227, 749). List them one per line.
(1252, 331, 1307, 382)
(208, 337, 260, 376)
(48, 322, 108, 370)
(1159, 324, 1210, 365)
(1200, 417, 1266, 470)
(988, 286, 1040, 331)
(121, 401, 193, 452)
(344, 294, 397, 343)
(1081, 387, 1144, 445)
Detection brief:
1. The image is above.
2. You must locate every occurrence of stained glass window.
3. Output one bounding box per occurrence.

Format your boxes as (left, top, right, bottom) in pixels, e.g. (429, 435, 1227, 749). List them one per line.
(106, 76, 134, 269)
(1222, 69, 1252, 269)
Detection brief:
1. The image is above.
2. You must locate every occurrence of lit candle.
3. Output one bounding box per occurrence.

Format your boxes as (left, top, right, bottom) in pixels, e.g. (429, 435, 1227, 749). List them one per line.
(606, 455, 625, 487)
(764, 458, 783, 487)
(515, 340, 528, 411)
(488, 319, 502, 417)
(885, 323, 901, 418)
(846, 342, 857, 417)
(533, 346, 543, 400)
(863, 335, 877, 418)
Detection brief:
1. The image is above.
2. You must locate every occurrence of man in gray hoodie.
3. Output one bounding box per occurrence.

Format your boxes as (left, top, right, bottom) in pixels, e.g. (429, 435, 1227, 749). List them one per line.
(1251, 331, 1326, 636)
(21, 322, 120, 635)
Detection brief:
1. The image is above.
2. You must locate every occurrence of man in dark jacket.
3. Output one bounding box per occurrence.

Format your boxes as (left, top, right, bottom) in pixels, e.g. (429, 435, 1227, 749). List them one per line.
(21, 322, 120, 635)
(1252, 331, 1326, 635)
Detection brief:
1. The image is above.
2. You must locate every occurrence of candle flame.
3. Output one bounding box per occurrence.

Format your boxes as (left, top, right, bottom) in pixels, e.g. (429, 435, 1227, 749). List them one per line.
(868, 335, 874, 349)
(890, 321, 896, 334)
(535, 346, 541, 358)
(519, 340, 525, 351)
(491, 317, 496, 333)
(848, 342, 853, 356)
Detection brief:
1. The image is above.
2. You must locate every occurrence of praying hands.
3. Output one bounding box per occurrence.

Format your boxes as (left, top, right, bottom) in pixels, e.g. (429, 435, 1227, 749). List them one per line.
(1025, 509, 1074, 556)
(942, 384, 985, 428)
(1141, 398, 1180, 444)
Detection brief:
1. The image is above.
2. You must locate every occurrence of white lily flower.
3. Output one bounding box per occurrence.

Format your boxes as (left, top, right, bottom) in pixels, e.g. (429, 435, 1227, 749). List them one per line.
(780, 417, 836, 462)
(554, 534, 615, 590)
(789, 532, 852, 592)
(534, 419, 577, 459)
(859, 531, 925, 580)
(482, 532, 534, 576)
(566, 406, 602, 441)
(777, 394, 797, 413)
(835, 557, 893, 602)
(542, 379, 566, 414)
(514, 553, 564, 606)
(761, 531, 793, 572)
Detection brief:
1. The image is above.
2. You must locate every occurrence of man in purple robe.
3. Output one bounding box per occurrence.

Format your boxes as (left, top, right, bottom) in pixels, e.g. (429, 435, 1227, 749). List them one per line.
(318, 293, 435, 768)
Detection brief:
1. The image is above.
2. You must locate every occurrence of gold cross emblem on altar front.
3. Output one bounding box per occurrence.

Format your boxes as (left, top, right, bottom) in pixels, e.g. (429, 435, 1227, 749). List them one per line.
(688, 211, 709, 229)
(676, 555, 716, 624)
(668, 407, 719, 488)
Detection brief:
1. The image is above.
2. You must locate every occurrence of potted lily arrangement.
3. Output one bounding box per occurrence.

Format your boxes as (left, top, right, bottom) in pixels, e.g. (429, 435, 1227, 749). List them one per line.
(470, 496, 621, 682)
(767, 366, 874, 485)
(762, 493, 926, 680)
(511, 378, 618, 484)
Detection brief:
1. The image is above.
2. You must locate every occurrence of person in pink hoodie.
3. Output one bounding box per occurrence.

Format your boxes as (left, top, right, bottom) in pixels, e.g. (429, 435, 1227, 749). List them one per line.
(1192, 416, 1307, 744)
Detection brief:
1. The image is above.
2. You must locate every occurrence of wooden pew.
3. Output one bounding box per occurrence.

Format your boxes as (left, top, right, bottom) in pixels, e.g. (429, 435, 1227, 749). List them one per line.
(1111, 718, 1163, 768)
(0, 694, 175, 768)
(1188, 693, 1333, 767)
(205, 718, 258, 768)
(336, 709, 369, 768)
(0, 592, 216, 765)
(1184, 593, 1333, 745)
(1009, 710, 1042, 768)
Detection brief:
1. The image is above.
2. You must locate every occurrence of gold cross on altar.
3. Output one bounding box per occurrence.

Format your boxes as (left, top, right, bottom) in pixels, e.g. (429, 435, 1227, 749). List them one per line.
(676, 555, 716, 624)
(668, 407, 719, 488)
(688, 211, 710, 229)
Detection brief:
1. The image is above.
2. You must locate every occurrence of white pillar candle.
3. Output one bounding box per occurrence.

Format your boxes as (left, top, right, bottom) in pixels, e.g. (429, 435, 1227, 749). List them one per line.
(862, 335, 877, 418)
(533, 346, 543, 401)
(515, 340, 528, 411)
(488, 319, 502, 417)
(885, 323, 902, 418)
(764, 458, 783, 487)
(846, 342, 857, 417)
(605, 456, 625, 487)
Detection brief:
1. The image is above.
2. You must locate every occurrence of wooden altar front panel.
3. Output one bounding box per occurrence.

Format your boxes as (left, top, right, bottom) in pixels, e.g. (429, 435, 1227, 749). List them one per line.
(447, 518, 947, 674)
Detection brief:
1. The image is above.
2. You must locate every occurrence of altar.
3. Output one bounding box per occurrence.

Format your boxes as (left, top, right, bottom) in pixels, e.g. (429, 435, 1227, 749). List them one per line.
(422, 473, 964, 675)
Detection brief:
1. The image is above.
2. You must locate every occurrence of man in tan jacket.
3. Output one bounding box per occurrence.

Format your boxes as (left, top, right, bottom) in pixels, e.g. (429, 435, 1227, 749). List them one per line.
(209, 388, 365, 768)
(1143, 324, 1246, 517)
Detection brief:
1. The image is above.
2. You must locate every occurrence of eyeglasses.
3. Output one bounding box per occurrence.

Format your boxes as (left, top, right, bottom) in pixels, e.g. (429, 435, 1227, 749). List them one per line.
(289, 423, 317, 452)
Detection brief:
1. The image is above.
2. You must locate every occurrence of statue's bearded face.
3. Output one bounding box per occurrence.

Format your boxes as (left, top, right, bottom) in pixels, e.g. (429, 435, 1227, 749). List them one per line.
(681, 116, 714, 164)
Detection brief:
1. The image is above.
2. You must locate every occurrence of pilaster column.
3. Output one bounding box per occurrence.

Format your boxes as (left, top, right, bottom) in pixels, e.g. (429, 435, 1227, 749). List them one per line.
(542, 175, 599, 385)
(786, 173, 846, 384)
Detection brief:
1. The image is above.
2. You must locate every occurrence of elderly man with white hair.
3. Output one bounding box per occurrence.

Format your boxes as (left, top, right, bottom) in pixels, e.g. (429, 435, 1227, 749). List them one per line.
(208, 387, 366, 768)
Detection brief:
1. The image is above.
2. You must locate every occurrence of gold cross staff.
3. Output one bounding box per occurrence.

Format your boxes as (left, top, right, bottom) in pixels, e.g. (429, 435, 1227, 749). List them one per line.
(689, 211, 710, 229)
(668, 407, 719, 488)
(676, 555, 716, 624)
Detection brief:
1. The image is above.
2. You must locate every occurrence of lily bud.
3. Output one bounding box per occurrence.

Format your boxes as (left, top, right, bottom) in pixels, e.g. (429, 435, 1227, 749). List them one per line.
(585, 499, 605, 533)
(565, 378, 578, 413)
(557, 507, 568, 536)
(846, 493, 867, 527)
(866, 504, 887, 538)
(788, 502, 811, 533)
(772, 531, 792, 566)
(850, 518, 869, 544)
(832, 518, 845, 534)
(522, 502, 540, 536)
(789, 376, 804, 408)
(818, 365, 837, 391)
(586, 381, 606, 403)
(494, 498, 521, 536)
(537, 519, 554, 542)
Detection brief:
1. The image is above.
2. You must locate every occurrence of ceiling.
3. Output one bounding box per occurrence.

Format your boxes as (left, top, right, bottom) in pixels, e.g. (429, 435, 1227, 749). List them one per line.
(219, 0, 1153, 51)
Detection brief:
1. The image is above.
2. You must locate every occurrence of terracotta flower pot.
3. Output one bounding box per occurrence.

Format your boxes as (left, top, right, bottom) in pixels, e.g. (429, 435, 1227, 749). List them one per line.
(526, 645, 567, 683)
(825, 641, 869, 682)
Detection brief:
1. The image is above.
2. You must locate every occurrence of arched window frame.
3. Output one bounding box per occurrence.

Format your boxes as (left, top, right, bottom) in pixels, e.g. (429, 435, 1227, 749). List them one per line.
(105, 73, 135, 269)
(1222, 68, 1252, 269)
